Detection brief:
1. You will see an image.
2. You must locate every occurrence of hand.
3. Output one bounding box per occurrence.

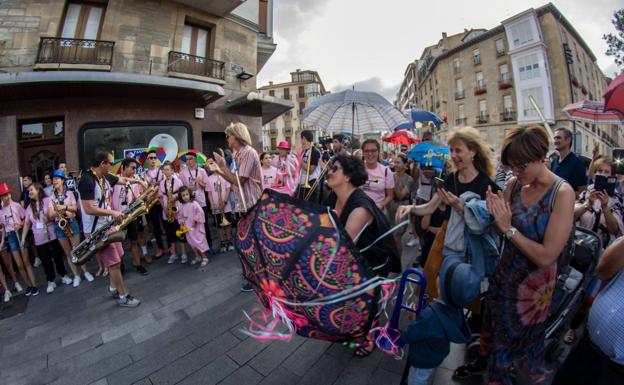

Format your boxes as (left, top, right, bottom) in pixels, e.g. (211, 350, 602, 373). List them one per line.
(587, 191, 599, 206)
(212, 152, 226, 169)
(110, 210, 124, 221)
(486, 188, 512, 233)
(592, 142, 600, 160)
(438, 188, 462, 212)
(595, 191, 609, 209)
(395, 205, 412, 223)
(206, 159, 221, 173)
(14, 223, 22, 231)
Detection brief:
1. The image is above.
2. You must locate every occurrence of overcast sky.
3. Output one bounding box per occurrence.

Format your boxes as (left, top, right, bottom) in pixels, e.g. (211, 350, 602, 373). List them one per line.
(257, 0, 623, 102)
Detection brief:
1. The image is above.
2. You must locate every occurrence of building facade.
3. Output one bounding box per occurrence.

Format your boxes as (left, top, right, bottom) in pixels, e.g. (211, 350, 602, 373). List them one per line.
(258, 69, 326, 151)
(0, 0, 291, 194)
(400, 3, 621, 157)
(396, 60, 420, 112)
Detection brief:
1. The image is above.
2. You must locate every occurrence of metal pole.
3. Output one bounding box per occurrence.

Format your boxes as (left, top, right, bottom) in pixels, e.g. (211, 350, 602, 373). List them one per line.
(563, 43, 577, 153)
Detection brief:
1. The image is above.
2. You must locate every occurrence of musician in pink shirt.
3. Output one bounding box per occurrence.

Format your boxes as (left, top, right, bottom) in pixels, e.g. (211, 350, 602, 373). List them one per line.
(177, 186, 209, 267)
(142, 149, 166, 258)
(178, 152, 213, 252)
(206, 171, 233, 253)
(272, 141, 299, 196)
(0, 182, 36, 295)
(159, 161, 187, 264)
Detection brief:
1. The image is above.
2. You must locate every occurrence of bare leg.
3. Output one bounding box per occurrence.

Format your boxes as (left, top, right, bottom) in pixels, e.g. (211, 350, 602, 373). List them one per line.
(0, 265, 9, 292)
(130, 241, 141, 267)
(108, 263, 127, 296)
(11, 250, 33, 287)
(180, 243, 186, 255)
(69, 235, 90, 274)
(138, 232, 151, 263)
(19, 248, 36, 287)
(58, 238, 80, 277)
(95, 254, 104, 276)
(1, 251, 18, 284)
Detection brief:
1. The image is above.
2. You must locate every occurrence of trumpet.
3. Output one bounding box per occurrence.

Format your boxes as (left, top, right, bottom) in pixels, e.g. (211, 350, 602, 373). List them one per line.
(216, 177, 231, 227)
(176, 225, 189, 238)
(166, 177, 178, 223)
(52, 196, 73, 238)
(303, 146, 312, 189)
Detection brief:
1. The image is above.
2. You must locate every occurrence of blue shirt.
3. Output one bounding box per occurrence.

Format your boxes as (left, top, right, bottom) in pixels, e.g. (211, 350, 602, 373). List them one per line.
(551, 152, 587, 191)
(588, 270, 624, 365)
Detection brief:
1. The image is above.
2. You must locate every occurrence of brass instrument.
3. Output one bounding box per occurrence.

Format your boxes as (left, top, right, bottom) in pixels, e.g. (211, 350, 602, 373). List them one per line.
(166, 177, 179, 223)
(216, 176, 231, 227)
(52, 194, 73, 238)
(303, 146, 312, 189)
(71, 187, 158, 265)
(176, 225, 189, 238)
(304, 155, 335, 201)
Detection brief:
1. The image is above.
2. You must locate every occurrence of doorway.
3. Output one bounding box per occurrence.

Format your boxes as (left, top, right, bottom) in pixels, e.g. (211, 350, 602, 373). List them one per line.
(202, 132, 227, 159)
(19, 118, 65, 182)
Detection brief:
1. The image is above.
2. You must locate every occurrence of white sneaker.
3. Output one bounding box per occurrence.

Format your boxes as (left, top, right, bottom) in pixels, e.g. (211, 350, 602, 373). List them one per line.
(180, 254, 188, 264)
(46, 281, 57, 294)
(227, 244, 235, 251)
(61, 275, 72, 285)
(3, 290, 11, 302)
(14, 282, 23, 293)
(84, 271, 95, 282)
(33, 257, 42, 267)
(406, 239, 419, 248)
(72, 275, 81, 288)
(167, 254, 178, 264)
(219, 246, 226, 253)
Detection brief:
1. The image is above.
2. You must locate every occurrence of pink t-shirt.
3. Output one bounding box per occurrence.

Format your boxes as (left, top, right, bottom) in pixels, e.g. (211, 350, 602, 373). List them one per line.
(179, 166, 209, 207)
(25, 198, 56, 245)
(111, 183, 143, 211)
(0, 200, 24, 233)
(262, 166, 278, 188)
(144, 168, 164, 189)
(46, 190, 78, 223)
(159, 176, 183, 221)
(360, 163, 395, 206)
(205, 174, 232, 214)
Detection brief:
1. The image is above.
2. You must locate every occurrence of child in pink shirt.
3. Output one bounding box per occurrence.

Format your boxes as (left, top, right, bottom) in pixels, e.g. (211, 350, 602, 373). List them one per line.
(177, 186, 209, 267)
(158, 161, 188, 264)
(205, 172, 234, 253)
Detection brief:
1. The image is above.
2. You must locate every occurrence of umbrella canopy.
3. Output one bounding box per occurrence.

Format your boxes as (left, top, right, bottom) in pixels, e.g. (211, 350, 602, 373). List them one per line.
(409, 108, 445, 128)
(382, 130, 420, 145)
(604, 72, 624, 115)
(111, 159, 123, 175)
(562, 100, 624, 124)
(138, 146, 167, 167)
(177, 149, 208, 165)
(302, 90, 409, 134)
(406, 142, 449, 168)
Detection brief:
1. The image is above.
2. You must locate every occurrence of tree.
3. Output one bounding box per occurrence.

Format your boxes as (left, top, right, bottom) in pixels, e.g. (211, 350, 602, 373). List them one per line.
(604, 9, 624, 68)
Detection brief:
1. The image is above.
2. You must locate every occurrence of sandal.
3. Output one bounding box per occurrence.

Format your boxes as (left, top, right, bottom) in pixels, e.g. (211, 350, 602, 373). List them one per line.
(95, 268, 104, 277)
(353, 340, 375, 358)
(102, 268, 109, 277)
(453, 356, 487, 379)
(200, 258, 209, 267)
(564, 329, 575, 345)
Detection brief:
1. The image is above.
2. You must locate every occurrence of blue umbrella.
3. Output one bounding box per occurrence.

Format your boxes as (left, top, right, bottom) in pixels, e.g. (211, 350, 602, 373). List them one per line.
(409, 108, 445, 128)
(406, 142, 449, 168)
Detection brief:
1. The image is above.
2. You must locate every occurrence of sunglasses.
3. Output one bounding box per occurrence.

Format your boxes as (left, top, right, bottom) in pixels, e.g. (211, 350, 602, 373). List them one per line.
(329, 164, 342, 173)
(148, 156, 158, 160)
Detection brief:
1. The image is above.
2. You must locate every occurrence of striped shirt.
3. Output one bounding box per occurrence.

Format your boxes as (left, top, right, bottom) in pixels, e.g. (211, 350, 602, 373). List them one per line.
(234, 145, 262, 213)
(588, 269, 624, 365)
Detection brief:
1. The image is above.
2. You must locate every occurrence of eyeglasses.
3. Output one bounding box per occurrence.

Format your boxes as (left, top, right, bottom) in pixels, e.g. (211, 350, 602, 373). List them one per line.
(510, 162, 530, 172)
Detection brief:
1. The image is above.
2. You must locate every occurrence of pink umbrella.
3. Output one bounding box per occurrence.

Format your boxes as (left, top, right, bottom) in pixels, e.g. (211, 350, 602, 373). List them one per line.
(604, 72, 624, 115)
(562, 100, 624, 124)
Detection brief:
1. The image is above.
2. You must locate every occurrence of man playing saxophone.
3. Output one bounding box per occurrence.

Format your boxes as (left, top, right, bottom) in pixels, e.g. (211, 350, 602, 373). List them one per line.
(158, 161, 188, 264)
(112, 158, 150, 275)
(296, 130, 321, 202)
(76, 147, 142, 308)
(206, 168, 233, 253)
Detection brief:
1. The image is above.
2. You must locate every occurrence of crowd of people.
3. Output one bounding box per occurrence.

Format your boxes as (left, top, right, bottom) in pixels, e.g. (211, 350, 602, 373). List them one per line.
(0, 121, 622, 384)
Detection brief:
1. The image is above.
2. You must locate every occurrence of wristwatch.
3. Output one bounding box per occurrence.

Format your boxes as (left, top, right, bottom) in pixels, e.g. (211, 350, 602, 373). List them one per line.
(504, 227, 518, 240)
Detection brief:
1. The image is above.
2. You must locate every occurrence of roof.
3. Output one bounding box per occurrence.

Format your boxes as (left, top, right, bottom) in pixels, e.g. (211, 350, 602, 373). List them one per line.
(227, 91, 294, 125)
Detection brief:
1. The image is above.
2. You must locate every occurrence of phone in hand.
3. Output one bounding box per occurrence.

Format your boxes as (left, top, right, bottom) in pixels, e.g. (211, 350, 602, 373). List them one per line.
(433, 177, 445, 190)
(613, 148, 624, 175)
(594, 174, 617, 196)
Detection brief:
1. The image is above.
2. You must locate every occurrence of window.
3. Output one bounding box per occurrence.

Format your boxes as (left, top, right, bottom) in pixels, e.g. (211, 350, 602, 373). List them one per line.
(298, 86, 305, 98)
(503, 95, 512, 111)
(268, 90, 275, 96)
(473, 49, 481, 65)
(299, 101, 305, 114)
(495, 39, 505, 55)
(521, 87, 544, 118)
(283, 88, 290, 100)
(518, 53, 540, 81)
(459, 104, 465, 118)
(500, 64, 509, 82)
(476, 72, 485, 89)
(20, 119, 65, 141)
(61, 2, 106, 40)
(181, 24, 211, 57)
(479, 100, 487, 115)
(453, 58, 461, 73)
(509, 19, 534, 47)
(455, 78, 463, 92)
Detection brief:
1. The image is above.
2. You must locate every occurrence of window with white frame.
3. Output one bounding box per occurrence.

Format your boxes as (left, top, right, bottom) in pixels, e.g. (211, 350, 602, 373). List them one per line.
(521, 87, 544, 117)
(458, 104, 465, 119)
(479, 100, 487, 116)
(509, 19, 534, 48)
(473, 49, 481, 64)
(503, 95, 512, 112)
(500, 64, 509, 82)
(476, 72, 484, 89)
(518, 53, 540, 81)
(495, 39, 505, 55)
(453, 58, 461, 72)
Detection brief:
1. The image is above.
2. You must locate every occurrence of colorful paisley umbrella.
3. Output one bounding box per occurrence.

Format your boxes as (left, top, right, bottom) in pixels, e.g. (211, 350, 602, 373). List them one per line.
(177, 149, 208, 166)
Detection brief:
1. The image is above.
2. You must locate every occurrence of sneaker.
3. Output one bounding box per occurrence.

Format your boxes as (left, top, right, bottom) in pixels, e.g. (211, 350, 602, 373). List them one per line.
(219, 246, 226, 253)
(241, 282, 253, 292)
(135, 265, 149, 275)
(84, 271, 95, 282)
(117, 295, 141, 308)
(107, 288, 119, 298)
(73, 275, 82, 288)
(3, 290, 10, 303)
(180, 254, 188, 264)
(31, 287, 39, 296)
(227, 243, 235, 251)
(14, 282, 23, 293)
(406, 239, 419, 248)
(167, 254, 178, 264)
(33, 257, 42, 267)
(190, 257, 200, 266)
(61, 275, 73, 285)
(25, 287, 33, 296)
(46, 281, 56, 294)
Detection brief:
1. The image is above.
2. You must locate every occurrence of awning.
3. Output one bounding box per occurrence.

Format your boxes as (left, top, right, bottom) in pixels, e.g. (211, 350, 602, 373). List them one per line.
(227, 91, 294, 125)
(0, 71, 225, 104)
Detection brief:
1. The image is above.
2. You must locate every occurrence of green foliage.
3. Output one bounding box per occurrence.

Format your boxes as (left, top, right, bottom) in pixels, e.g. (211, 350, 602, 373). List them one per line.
(604, 9, 624, 68)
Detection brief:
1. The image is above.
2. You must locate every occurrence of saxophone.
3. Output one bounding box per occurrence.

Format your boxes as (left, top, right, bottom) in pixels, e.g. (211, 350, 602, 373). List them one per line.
(52, 193, 73, 238)
(166, 177, 178, 223)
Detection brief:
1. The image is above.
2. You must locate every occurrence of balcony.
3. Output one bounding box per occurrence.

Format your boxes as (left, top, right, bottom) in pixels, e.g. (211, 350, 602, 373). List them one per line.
(167, 51, 225, 83)
(475, 82, 487, 95)
(284, 127, 293, 135)
(500, 110, 516, 121)
(498, 75, 513, 90)
(496, 49, 505, 57)
(170, 0, 244, 16)
(34, 37, 114, 71)
(477, 114, 489, 124)
(456, 118, 467, 126)
(455, 90, 465, 100)
(453, 66, 461, 74)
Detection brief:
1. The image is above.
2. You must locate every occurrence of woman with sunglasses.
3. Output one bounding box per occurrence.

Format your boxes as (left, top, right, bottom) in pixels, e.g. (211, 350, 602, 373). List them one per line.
(325, 154, 401, 357)
(143, 149, 166, 259)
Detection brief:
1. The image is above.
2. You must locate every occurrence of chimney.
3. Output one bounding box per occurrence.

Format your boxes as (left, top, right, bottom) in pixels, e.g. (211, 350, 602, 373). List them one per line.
(442, 32, 447, 39)
(269, 81, 273, 85)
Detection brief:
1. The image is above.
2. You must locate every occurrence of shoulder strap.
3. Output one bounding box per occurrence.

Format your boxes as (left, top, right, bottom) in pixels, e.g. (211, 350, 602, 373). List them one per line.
(90, 174, 107, 234)
(548, 178, 565, 213)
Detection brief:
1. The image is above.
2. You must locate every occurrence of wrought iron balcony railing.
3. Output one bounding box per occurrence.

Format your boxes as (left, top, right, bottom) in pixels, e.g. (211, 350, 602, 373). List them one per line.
(500, 110, 516, 121)
(455, 90, 465, 100)
(36, 37, 114, 66)
(477, 114, 489, 124)
(167, 51, 225, 80)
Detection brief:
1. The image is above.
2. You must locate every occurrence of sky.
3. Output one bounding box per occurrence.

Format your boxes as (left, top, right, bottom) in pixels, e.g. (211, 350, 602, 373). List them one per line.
(257, 0, 624, 102)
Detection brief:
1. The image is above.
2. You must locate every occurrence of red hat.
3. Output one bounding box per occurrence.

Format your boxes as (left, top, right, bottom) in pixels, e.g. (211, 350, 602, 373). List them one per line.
(0, 183, 10, 196)
(277, 141, 290, 150)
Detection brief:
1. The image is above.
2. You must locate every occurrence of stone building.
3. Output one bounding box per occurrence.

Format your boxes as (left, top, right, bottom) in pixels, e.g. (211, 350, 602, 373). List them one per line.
(395, 60, 420, 112)
(0, 0, 291, 193)
(399, 3, 622, 158)
(258, 69, 326, 151)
